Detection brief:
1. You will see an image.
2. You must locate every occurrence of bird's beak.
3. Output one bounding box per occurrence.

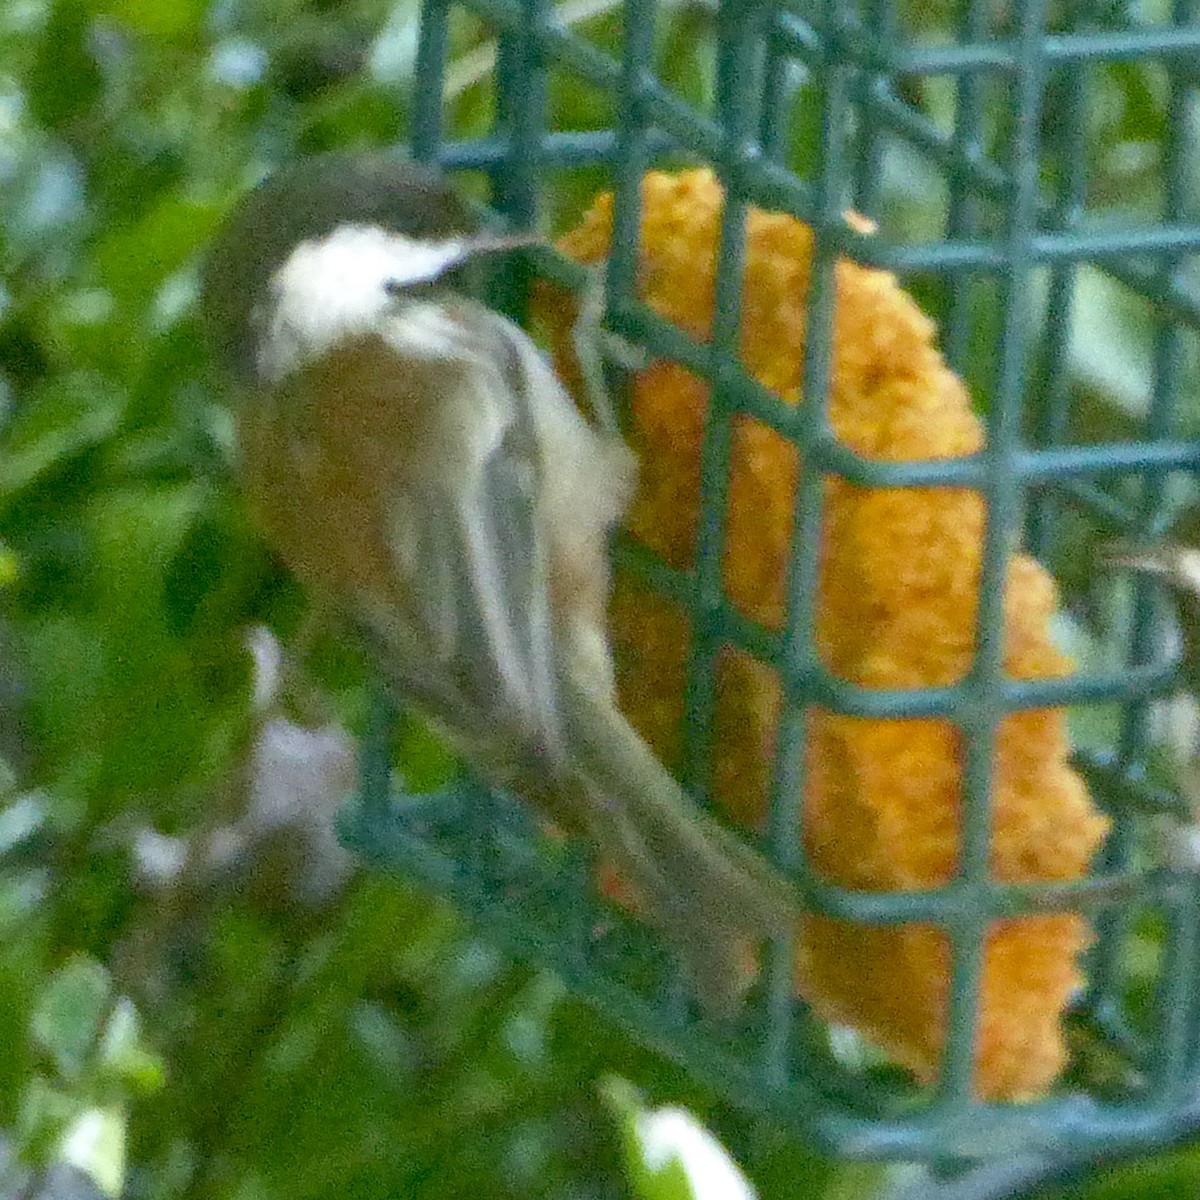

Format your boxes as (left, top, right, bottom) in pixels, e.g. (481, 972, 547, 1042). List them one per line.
(1102, 541, 1200, 596)
(383, 232, 543, 295)
(1102, 540, 1174, 575)
(457, 231, 544, 260)
(431, 231, 545, 276)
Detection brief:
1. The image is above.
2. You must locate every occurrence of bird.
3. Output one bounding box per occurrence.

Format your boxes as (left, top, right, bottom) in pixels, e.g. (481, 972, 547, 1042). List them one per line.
(1103, 540, 1200, 694)
(199, 151, 801, 1014)
(1103, 537, 1200, 871)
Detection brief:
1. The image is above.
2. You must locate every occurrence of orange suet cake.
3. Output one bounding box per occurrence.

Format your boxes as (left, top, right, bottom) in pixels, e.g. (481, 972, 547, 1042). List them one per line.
(550, 169, 1110, 1101)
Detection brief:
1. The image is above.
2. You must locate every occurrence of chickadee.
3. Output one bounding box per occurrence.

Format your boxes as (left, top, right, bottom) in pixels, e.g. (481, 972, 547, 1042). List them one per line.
(1103, 540, 1200, 870)
(200, 152, 799, 1013)
(1104, 541, 1200, 691)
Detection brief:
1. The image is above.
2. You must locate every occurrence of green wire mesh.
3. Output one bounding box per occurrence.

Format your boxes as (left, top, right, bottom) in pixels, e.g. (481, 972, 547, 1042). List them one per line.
(338, 0, 1200, 1173)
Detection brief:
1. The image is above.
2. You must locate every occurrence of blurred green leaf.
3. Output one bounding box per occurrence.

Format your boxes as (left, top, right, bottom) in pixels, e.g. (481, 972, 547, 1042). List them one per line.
(30, 956, 111, 1082)
(161, 507, 271, 638)
(25, 0, 102, 132)
(0, 870, 50, 937)
(98, 998, 167, 1095)
(0, 373, 124, 509)
(655, 5, 713, 113)
(393, 710, 459, 793)
(93, 197, 218, 310)
(14, 1075, 80, 1167)
(1042, 1142, 1200, 1200)
(97, 0, 203, 40)
(1110, 61, 1166, 145)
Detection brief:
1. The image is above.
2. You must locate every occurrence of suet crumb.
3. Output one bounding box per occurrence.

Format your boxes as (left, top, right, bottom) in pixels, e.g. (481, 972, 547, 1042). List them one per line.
(548, 168, 1110, 1101)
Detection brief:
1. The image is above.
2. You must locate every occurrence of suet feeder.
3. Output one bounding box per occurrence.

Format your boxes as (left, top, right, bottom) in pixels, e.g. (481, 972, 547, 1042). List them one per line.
(338, 0, 1200, 1191)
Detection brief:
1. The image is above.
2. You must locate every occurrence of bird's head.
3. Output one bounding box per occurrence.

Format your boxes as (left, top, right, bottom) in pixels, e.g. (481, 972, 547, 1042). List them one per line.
(200, 152, 530, 384)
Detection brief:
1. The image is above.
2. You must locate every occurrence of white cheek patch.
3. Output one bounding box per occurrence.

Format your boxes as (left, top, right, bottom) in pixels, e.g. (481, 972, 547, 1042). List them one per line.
(382, 236, 470, 288)
(258, 224, 470, 382)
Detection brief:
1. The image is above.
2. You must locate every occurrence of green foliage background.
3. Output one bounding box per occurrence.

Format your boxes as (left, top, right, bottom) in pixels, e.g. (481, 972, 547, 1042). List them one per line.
(1, 0, 1199, 1196)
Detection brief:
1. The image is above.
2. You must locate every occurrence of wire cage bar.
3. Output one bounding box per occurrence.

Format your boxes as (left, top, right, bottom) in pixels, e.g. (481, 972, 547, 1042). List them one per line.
(340, 0, 1200, 1173)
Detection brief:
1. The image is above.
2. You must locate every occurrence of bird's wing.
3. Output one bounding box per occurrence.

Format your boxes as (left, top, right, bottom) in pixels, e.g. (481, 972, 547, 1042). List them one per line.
(362, 310, 566, 766)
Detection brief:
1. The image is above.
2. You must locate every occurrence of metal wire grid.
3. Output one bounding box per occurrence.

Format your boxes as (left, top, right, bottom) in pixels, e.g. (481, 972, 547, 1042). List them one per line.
(339, 0, 1200, 1169)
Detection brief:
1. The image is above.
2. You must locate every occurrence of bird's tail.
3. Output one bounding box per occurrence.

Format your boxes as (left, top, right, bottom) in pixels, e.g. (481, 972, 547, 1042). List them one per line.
(367, 610, 804, 1013)
(546, 675, 803, 1016)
